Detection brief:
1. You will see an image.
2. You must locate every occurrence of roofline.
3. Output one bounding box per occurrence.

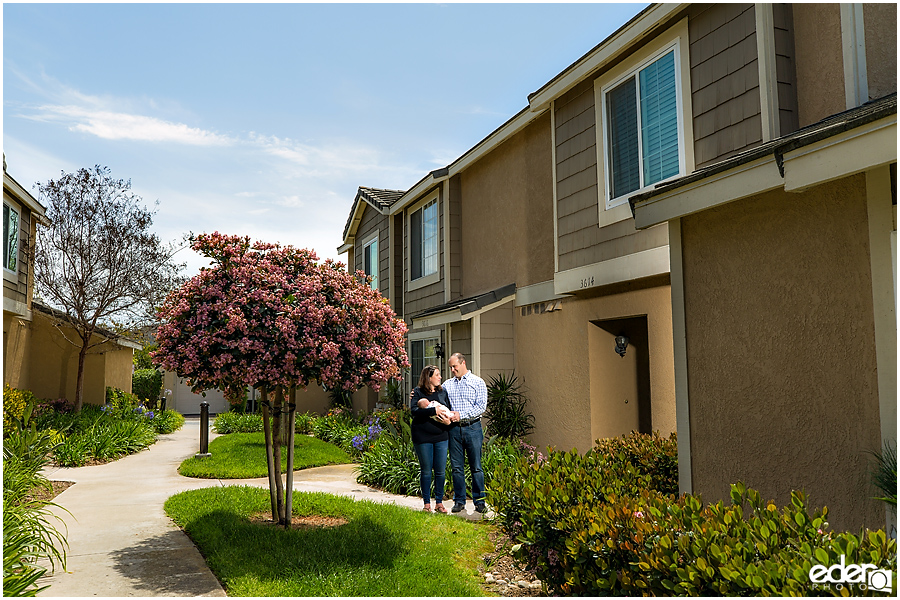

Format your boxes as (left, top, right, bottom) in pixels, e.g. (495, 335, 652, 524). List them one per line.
(630, 93, 898, 211)
(32, 301, 144, 350)
(630, 94, 897, 228)
(340, 187, 404, 249)
(384, 4, 680, 218)
(527, 3, 687, 112)
(3, 172, 49, 224)
(388, 105, 546, 216)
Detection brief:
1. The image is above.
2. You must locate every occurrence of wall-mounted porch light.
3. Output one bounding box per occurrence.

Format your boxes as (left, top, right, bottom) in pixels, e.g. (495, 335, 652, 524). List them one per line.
(434, 343, 445, 360)
(614, 335, 629, 358)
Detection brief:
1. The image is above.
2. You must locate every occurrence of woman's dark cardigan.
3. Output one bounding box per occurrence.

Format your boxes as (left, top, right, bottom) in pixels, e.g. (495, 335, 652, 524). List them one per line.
(410, 386, 452, 445)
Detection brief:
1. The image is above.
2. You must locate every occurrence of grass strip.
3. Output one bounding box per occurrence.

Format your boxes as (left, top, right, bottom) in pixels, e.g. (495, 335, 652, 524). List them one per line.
(178, 432, 351, 479)
(165, 486, 491, 596)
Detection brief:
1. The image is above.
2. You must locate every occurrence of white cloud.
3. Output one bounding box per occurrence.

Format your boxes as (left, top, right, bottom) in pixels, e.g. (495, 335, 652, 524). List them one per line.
(29, 105, 233, 146)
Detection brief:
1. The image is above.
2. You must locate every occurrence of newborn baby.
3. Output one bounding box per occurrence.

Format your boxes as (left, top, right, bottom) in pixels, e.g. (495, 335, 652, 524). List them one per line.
(417, 398, 453, 423)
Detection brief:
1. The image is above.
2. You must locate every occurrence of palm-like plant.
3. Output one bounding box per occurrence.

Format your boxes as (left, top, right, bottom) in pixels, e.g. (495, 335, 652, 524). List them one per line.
(869, 439, 897, 508)
(3, 402, 69, 597)
(484, 372, 535, 440)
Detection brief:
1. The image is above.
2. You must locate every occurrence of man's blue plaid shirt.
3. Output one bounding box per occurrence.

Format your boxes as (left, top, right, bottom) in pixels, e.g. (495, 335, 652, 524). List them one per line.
(443, 371, 487, 421)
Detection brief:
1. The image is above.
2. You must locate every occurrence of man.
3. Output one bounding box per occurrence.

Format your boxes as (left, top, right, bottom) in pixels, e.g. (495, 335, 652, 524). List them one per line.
(443, 352, 488, 514)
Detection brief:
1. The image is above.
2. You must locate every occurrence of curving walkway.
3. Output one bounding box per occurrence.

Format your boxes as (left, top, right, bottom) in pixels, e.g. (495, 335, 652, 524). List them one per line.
(37, 418, 483, 597)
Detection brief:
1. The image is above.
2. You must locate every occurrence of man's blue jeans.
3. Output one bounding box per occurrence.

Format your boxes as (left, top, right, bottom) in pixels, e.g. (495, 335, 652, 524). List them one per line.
(413, 439, 448, 505)
(448, 420, 485, 505)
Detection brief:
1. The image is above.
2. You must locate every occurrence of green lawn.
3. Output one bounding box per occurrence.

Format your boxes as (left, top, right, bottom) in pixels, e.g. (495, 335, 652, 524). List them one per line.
(178, 432, 351, 479)
(165, 486, 492, 596)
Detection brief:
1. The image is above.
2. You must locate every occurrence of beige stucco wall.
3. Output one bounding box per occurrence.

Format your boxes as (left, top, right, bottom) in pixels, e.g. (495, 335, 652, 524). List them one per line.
(680, 175, 884, 532)
(459, 113, 554, 296)
(25, 312, 132, 405)
(863, 3, 897, 101)
(3, 313, 32, 389)
(515, 282, 676, 453)
(792, 3, 846, 127)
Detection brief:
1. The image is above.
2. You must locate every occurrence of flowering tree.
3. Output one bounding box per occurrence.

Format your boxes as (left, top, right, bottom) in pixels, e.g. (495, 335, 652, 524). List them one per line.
(153, 233, 408, 526)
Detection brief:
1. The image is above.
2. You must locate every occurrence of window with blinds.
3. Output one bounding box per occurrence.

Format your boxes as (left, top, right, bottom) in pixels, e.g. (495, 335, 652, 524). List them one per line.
(603, 47, 681, 209)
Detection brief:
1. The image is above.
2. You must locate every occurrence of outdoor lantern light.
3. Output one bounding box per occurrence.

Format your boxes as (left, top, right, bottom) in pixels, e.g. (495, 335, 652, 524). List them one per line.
(434, 343, 445, 360)
(615, 335, 629, 358)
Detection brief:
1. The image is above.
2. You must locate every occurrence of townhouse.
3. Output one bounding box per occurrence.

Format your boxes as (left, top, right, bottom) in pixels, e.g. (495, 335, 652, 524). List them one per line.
(340, 4, 896, 532)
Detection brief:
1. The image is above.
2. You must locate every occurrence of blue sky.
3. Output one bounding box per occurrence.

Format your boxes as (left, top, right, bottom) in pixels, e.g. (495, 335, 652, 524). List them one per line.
(3, 2, 648, 275)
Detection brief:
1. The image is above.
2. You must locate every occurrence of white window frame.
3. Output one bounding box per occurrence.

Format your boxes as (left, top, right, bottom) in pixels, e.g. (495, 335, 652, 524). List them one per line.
(407, 190, 441, 292)
(408, 329, 442, 392)
(360, 229, 380, 291)
(3, 201, 21, 280)
(594, 18, 694, 228)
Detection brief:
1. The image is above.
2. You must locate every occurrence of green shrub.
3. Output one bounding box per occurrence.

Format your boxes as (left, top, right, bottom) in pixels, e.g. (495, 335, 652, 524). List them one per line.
(594, 430, 679, 495)
(150, 409, 185, 434)
(133, 343, 158, 370)
(484, 372, 534, 439)
(213, 412, 263, 434)
(3, 404, 68, 597)
(3, 385, 38, 434)
(869, 439, 897, 508)
(356, 430, 421, 496)
(310, 407, 359, 446)
(380, 378, 405, 410)
(131, 368, 162, 403)
(489, 436, 896, 596)
(294, 411, 314, 434)
(105, 386, 140, 411)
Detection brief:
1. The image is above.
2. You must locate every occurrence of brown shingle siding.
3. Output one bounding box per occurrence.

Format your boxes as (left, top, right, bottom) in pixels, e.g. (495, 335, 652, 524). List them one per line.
(557, 164, 597, 200)
(556, 126, 596, 164)
(689, 3, 762, 168)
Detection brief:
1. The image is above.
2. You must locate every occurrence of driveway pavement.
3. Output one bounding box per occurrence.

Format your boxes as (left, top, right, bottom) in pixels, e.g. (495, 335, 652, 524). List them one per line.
(37, 418, 485, 597)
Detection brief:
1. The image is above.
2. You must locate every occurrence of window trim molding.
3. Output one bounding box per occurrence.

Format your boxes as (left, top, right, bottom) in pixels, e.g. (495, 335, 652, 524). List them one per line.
(594, 17, 694, 228)
(406, 190, 441, 293)
(359, 228, 380, 291)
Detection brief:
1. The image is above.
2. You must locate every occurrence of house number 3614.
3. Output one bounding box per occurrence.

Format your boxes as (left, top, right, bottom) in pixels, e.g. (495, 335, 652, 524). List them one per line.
(580, 276, 595, 289)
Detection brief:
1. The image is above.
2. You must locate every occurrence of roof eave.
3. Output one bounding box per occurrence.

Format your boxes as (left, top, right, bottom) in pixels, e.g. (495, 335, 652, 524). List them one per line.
(3, 172, 49, 223)
(528, 3, 688, 112)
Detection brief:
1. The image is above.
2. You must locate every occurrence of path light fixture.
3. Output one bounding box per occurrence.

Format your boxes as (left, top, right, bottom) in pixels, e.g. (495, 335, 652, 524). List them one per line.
(615, 335, 629, 358)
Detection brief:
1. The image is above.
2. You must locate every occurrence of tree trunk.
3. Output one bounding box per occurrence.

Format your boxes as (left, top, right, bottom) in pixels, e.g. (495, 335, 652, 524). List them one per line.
(260, 388, 278, 522)
(74, 336, 89, 412)
(284, 386, 297, 530)
(272, 386, 285, 525)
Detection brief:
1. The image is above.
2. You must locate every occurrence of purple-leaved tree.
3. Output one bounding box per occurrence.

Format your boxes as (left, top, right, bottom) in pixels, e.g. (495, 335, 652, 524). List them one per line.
(153, 232, 408, 527)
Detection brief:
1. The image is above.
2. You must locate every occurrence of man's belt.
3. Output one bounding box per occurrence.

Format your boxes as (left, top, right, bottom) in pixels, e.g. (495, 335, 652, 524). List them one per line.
(458, 417, 481, 427)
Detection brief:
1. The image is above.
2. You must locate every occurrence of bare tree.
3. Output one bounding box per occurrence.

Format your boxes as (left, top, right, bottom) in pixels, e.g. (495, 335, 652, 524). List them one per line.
(31, 165, 184, 411)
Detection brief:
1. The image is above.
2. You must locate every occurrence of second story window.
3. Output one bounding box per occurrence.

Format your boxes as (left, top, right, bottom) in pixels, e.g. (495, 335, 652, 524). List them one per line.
(601, 45, 683, 209)
(410, 198, 438, 281)
(3, 203, 19, 272)
(363, 235, 378, 291)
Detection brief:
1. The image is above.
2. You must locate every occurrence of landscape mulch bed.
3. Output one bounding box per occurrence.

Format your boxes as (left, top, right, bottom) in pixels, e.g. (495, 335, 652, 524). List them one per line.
(479, 528, 544, 596)
(248, 512, 349, 529)
(27, 480, 75, 503)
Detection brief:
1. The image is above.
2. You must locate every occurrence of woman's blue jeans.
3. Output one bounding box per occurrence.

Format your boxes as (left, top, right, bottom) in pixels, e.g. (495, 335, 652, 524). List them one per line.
(413, 439, 448, 505)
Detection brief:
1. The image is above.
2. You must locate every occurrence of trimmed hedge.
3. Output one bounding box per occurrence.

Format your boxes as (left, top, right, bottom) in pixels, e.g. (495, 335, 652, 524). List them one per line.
(488, 432, 897, 596)
(132, 368, 163, 403)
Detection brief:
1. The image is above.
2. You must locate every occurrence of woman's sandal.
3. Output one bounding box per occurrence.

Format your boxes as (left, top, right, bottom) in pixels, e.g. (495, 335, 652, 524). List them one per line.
(434, 503, 447, 514)
(423, 504, 432, 512)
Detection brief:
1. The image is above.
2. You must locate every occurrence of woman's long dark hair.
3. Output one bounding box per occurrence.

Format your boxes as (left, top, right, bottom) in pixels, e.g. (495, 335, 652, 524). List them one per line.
(417, 365, 443, 394)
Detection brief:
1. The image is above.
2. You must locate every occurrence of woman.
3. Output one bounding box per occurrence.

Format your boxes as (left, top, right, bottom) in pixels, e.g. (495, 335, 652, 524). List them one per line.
(410, 365, 452, 513)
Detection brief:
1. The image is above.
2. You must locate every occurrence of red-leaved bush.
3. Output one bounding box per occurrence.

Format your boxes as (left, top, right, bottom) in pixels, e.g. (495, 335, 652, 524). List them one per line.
(153, 232, 409, 400)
